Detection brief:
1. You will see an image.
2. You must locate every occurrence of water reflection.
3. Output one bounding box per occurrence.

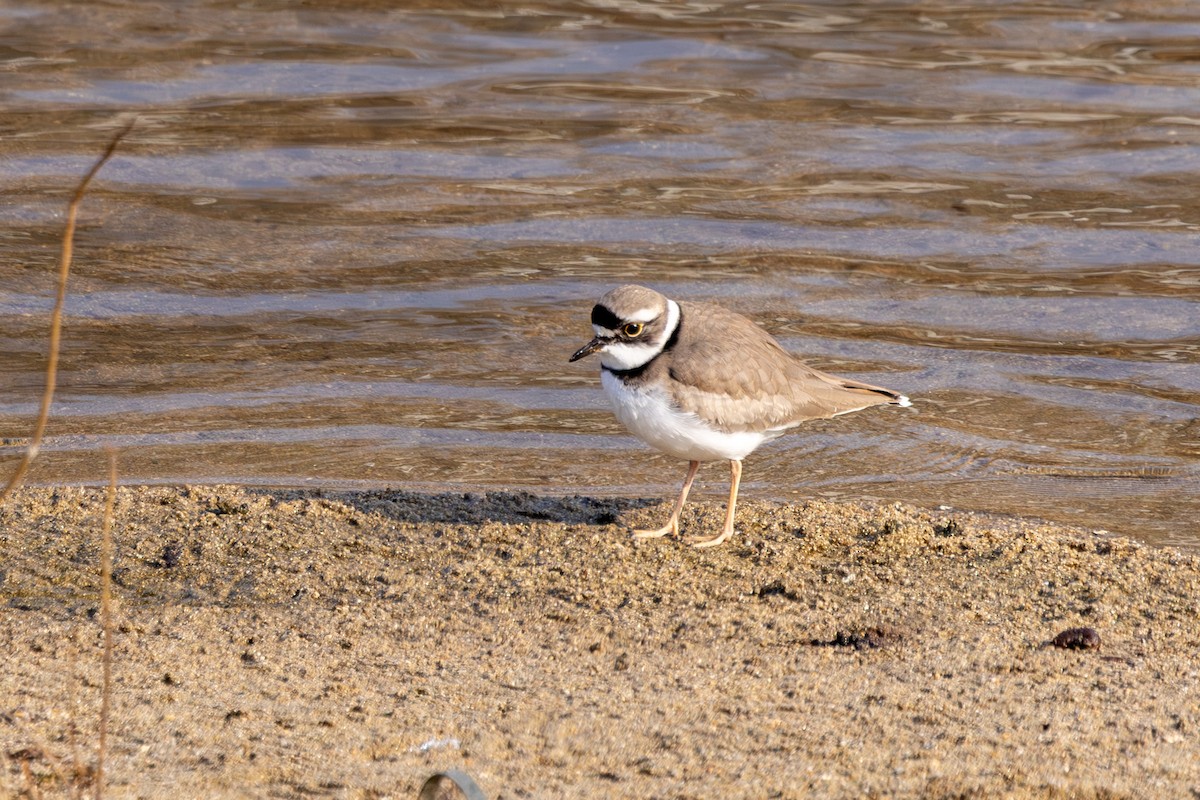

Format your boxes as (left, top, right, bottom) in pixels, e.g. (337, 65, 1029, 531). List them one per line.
(1, 0, 1197, 547)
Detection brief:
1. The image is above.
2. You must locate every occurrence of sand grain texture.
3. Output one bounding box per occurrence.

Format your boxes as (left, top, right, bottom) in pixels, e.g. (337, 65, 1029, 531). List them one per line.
(1, 485, 1198, 798)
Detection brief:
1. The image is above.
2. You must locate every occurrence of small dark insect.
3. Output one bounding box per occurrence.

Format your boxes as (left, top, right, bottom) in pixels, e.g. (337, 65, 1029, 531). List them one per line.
(1051, 627, 1101, 650)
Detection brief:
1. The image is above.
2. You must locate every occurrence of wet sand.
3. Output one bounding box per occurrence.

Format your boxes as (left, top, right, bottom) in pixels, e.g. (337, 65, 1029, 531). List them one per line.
(2, 484, 1198, 798)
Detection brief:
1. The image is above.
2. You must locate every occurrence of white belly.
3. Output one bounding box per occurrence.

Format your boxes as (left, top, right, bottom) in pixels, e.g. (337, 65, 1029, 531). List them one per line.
(601, 370, 767, 462)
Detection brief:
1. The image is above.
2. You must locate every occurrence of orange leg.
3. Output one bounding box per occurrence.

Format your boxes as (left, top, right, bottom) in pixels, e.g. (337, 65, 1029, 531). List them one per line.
(691, 459, 741, 548)
(634, 460, 700, 539)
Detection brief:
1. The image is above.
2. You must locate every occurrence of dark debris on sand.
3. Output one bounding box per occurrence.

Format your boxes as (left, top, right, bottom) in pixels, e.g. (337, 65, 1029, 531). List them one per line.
(2, 486, 1199, 799)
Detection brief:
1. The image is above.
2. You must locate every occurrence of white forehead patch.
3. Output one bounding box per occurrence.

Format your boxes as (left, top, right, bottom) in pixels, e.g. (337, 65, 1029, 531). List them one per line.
(591, 303, 659, 337)
(625, 306, 661, 324)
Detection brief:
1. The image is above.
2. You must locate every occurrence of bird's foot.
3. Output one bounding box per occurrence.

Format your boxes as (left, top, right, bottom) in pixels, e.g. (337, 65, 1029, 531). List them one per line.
(632, 520, 677, 539)
(688, 527, 735, 549)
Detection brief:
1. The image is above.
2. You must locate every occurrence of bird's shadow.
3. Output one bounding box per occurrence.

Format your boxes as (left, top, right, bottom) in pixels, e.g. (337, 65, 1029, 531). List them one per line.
(252, 487, 661, 528)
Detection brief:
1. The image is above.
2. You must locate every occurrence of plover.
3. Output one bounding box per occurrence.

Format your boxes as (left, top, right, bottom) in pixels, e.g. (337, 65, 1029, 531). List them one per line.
(570, 284, 910, 547)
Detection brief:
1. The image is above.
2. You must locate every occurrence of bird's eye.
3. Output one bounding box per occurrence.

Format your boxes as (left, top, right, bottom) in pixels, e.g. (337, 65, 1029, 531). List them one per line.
(623, 322, 644, 338)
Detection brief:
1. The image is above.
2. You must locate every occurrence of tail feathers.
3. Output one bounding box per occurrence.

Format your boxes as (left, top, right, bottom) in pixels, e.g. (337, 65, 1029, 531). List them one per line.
(836, 378, 911, 408)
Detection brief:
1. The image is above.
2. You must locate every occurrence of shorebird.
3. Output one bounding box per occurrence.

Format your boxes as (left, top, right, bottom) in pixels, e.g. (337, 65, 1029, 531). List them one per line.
(570, 284, 909, 547)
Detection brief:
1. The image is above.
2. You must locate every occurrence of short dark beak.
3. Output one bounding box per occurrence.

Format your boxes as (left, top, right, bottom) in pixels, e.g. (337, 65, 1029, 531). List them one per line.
(569, 337, 606, 362)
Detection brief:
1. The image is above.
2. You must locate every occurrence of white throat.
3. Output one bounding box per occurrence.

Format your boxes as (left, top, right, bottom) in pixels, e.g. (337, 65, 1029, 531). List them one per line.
(599, 299, 680, 371)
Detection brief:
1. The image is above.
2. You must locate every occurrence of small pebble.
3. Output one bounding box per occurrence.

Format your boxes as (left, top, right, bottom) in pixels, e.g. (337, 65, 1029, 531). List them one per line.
(1051, 627, 1101, 650)
(161, 542, 183, 568)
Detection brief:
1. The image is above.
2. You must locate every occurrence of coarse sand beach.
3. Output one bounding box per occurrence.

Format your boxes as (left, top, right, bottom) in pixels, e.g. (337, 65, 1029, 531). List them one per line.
(2, 485, 1199, 798)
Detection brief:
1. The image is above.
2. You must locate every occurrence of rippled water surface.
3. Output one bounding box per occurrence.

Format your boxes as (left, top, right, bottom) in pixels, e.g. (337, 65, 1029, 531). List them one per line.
(2, 1, 1198, 547)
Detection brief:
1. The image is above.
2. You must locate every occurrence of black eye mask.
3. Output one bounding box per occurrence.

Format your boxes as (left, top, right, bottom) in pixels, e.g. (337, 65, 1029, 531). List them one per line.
(590, 304, 623, 331)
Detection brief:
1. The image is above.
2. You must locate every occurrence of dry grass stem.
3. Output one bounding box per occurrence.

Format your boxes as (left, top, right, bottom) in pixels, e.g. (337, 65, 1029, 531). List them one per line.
(94, 450, 118, 800)
(66, 636, 85, 800)
(0, 119, 135, 507)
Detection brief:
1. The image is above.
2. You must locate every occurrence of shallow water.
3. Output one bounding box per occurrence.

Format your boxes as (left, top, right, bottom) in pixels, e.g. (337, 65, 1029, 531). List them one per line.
(1, 1, 1197, 548)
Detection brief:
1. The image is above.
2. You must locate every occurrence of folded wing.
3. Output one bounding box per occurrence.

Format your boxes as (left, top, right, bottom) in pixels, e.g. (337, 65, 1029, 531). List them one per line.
(667, 301, 906, 434)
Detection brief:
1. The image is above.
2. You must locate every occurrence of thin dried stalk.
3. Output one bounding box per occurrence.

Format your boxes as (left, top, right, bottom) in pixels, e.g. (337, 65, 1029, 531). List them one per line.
(95, 449, 118, 800)
(0, 119, 135, 506)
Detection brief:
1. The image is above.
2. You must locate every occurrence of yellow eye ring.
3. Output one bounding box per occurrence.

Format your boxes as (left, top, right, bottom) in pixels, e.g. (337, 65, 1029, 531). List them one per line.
(622, 322, 644, 338)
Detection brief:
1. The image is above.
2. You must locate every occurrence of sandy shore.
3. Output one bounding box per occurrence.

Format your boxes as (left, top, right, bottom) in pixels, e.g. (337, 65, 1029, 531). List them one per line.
(2, 484, 1198, 799)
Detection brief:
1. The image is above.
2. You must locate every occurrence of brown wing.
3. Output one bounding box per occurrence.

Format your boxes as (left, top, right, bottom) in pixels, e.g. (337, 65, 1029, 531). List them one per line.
(666, 301, 904, 433)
